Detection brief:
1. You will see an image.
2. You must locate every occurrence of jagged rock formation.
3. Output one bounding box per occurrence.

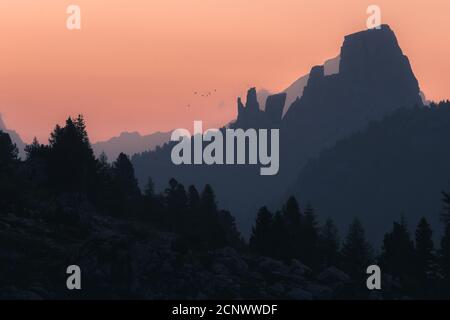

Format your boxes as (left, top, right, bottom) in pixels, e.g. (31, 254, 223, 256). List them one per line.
(132, 25, 426, 238)
(283, 55, 340, 114)
(264, 93, 286, 127)
(235, 88, 286, 128)
(279, 25, 423, 188)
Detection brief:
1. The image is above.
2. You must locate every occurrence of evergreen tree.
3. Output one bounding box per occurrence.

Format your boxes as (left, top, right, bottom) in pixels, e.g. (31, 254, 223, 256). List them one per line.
(320, 218, 340, 267)
(23, 137, 51, 187)
(415, 217, 434, 283)
(25, 137, 44, 160)
(48, 116, 97, 193)
(272, 210, 289, 260)
(144, 177, 155, 199)
(379, 217, 416, 279)
(198, 184, 223, 248)
(301, 203, 320, 267)
(200, 184, 218, 214)
(341, 218, 373, 279)
(442, 191, 450, 225)
(187, 185, 200, 211)
(0, 130, 20, 211)
(112, 153, 141, 198)
(141, 176, 163, 222)
(106, 152, 141, 217)
(0, 130, 18, 167)
(281, 196, 302, 259)
(218, 209, 243, 249)
(249, 206, 274, 256)
(282, 196, 302, 229)
(440, 224, 450, 288)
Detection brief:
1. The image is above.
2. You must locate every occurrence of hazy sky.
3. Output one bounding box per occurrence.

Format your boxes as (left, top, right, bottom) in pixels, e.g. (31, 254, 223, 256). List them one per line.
(1, 0, 450, 142)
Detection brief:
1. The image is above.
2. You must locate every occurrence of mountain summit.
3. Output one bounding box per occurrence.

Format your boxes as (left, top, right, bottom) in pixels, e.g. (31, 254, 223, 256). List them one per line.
(132, 25, 426, 236)
(280, 25, 423, 177)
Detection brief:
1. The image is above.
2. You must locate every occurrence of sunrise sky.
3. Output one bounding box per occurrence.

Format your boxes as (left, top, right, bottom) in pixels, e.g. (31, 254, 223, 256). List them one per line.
(1, 0, 450, 143)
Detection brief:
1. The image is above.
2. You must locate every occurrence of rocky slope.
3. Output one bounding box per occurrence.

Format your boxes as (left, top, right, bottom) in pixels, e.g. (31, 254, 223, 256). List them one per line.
(0, 206, 352, 299)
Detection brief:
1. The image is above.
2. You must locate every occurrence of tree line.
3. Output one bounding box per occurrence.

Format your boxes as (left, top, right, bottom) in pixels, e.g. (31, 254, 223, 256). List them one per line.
(250, 194, 450, 298)
(1, 114, 450, 298)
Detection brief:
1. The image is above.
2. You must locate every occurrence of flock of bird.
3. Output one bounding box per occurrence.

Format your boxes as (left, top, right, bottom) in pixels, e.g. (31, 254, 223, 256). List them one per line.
(187, 89, 218, 108)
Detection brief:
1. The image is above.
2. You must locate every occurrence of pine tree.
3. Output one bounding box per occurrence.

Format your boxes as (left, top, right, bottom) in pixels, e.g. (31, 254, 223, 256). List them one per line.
(0, 130, 20, 211)
(200, 184, 218, 215)
(415, 217, 434, 283)
(113, 153, 141, 198)
(380, 217, 416, 279)
(341, 218, 373, 279)
(283, 196, 302, 229)
(249, 206, 274, 256)
(320, 218, 340, 267)
(187, 185, 200, 211)
(48, 116, 97, 193)
(105, 152, 141, 217)
(440, 222, 450, 289)
(281, 196, 302, 259)
(144, 177, 155, 199)
(439, 190, 450, 292)
(272, 210, 289, 260)
(442, 191, 450, 226)
(301, 203, 320, 267)
(198, 184, 223, 248)
(0, 130, 18, 167)
(217, 209, 242, 249)
(25, 137, 43, 160)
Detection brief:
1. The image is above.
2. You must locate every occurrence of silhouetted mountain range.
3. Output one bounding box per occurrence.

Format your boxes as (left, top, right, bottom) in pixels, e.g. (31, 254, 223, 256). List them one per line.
(2, 24, 450, 300)
(289, 102, 450, 244)
(132, 25, 432, 242)
(92, 131, 171, 161)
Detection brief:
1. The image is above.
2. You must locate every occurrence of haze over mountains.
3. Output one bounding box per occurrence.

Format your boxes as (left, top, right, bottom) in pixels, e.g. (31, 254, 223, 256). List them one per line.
(132, 24, 436, 243)
(1, 24, 446, 244)
(92, 131, 171, 161)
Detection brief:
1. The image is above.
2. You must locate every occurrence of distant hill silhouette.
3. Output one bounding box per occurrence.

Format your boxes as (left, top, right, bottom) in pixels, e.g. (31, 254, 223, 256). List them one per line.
(93, 131, 171, 161)
(288, 102, 450, 244)
(0, 114, 25, 158)
(132, 25, 428, 238)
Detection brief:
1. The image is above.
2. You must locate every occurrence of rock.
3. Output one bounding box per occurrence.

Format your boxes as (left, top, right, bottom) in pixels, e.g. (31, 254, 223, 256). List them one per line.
(264, 93, 286, 125)
(270, 282, 285, 295)
(258, 257, 290, 275)
(212, 263, 230, 275)
(214, 247, 248, 275)
(0, 286, 44, 300)
(287, 287, 313, 300)
(306, 283, 333, 299)
(318, 267, 350, 284)
(290, 259, 312, 276)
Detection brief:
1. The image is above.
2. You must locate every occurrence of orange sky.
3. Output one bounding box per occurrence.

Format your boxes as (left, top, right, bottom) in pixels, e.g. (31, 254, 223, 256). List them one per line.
(1, 0, 450, 143)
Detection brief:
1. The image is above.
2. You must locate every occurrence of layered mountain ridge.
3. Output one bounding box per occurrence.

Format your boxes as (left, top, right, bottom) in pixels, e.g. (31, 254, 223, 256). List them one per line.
(132, 25, 426, 240)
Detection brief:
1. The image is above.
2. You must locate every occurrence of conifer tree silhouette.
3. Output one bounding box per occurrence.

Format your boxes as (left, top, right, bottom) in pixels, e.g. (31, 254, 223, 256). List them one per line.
(415, 217, 434, 284)
(249, 206, 274, 257)
(341, 218, 373, 279)
(320, 218, 340, 268)
(301, 203, 319, 267)
(380, 217, 415, 280)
